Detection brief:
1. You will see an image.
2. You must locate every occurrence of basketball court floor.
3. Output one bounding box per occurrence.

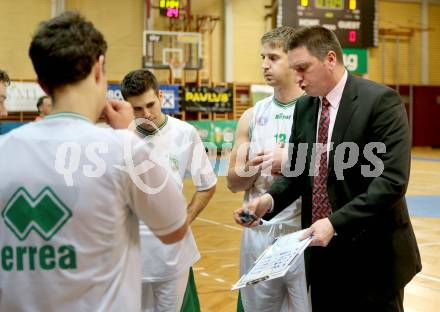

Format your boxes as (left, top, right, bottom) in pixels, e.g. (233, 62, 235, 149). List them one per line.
(183, 147, 440, 311)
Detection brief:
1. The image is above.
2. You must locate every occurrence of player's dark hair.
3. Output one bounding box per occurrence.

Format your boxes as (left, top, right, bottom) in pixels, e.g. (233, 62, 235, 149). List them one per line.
(29, 11, 107, 95)
(121, 69, 159, 99)
(285, 26, 343, 63)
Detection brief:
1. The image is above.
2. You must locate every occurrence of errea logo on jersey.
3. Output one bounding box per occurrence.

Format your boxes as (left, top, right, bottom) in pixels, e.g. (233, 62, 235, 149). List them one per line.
(1, 187, 77, 271)
(2, 187, 72, 241)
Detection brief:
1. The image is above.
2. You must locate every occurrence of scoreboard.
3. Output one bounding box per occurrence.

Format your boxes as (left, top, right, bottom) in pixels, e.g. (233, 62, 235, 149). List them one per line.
(280, 0, 377, 48)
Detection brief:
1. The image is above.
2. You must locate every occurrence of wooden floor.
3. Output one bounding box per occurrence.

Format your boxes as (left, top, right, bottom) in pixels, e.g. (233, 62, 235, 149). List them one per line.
(184, 147, 440, 312)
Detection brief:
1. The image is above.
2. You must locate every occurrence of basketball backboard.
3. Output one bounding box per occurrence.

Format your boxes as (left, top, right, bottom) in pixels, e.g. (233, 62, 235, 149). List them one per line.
(143, 30, 202, 70)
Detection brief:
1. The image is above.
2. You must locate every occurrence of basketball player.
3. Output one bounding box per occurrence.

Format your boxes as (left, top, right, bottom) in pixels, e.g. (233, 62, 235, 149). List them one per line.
(121, 68, 217, 312)
(227, 26, 309, 312)
(0, 12, 188, 311)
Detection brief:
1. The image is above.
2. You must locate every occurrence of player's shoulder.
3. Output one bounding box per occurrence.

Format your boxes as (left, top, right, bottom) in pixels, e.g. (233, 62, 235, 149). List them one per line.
(167, 115, 196, 134)
(1, 121, 35, 139)
(352, 74, 395, 97)
(254, 94, 274, 109)
(81, 124, 144, 152)
(236, 106, 255, 130)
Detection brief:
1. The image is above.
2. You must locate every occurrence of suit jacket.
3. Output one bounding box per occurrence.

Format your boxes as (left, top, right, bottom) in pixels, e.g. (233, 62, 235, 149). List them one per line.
(266, 74, 421, 297)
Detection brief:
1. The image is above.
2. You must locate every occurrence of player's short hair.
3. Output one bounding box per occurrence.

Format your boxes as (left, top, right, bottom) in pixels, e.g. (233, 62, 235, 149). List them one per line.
(0, 69, 10, 86)
(36, 95, 50, 111)
(284, 26, 344, 63)
(29, 11, 107, 95)
(261, 26, 297, 51)
(120, 69, 159, 99)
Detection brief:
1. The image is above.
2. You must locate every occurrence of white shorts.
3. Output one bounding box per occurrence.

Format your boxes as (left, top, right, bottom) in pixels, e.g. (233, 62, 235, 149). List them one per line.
(240, 224, 310, 312)
(141, 269, 190, 312)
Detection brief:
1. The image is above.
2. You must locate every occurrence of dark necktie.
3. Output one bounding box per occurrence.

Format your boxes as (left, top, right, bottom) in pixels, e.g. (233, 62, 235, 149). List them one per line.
(312, 97, 332, 223)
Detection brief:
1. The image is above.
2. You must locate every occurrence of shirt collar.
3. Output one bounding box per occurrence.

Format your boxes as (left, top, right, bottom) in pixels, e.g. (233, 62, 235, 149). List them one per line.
(44, 112, 92, 123)
(136, 115, 169, 137)
(320, 69, 348, 109)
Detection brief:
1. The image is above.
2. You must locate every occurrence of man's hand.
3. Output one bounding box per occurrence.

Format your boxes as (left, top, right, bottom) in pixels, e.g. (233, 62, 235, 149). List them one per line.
(233, 194, 273, 227)
(269, 143, 286, 175)
(300, 218, 335, 247)
(104, 99, 134, 129)
(256, 143, 287, 176)
(244, 151, 271, 175)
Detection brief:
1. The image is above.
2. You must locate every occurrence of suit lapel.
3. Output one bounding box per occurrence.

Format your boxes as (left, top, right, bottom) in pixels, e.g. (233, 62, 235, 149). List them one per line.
(305, 97, 320, 186)
(305, 96, 320, 144)
(328, 74, 359, 173)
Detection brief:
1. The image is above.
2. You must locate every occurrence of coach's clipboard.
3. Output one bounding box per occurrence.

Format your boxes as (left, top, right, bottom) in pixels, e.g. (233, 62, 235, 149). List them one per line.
(231, 229, 312, 290)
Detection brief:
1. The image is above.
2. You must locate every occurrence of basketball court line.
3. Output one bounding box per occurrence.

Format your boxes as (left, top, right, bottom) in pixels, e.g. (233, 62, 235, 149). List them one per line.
(199, 247, 240, 254)
(417, 273, 440, 284)
(197, 217, 243, 231)
(411, 156, 440, 163)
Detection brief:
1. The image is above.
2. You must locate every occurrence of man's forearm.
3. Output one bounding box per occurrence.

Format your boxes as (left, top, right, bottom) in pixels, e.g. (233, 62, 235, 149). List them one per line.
(227, 168, 260, 193)
(187, 186, 216, 224)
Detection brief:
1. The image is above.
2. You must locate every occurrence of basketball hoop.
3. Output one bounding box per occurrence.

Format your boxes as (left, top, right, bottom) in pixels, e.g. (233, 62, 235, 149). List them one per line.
(166, 59, 186, 79)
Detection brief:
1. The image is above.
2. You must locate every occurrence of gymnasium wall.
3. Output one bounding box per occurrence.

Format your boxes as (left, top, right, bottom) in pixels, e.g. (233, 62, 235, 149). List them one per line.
(429, 4, 440, 85)
(65, 0, 144, 82)
(368, 1, 422, 85)
(1, 0, 440, 85)
(0, 0, 51, 81)
(231, 0, 267, 84)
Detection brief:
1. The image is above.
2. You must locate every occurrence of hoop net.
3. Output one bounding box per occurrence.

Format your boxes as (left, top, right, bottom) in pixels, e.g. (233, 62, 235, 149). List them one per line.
(166, 59, 186, 79)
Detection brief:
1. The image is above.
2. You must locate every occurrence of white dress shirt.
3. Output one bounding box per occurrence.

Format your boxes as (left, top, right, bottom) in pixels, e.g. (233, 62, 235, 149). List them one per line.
(317, 69, 348, 160)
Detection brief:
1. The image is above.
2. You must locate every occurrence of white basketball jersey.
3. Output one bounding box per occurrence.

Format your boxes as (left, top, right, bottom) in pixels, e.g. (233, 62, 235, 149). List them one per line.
(0, 113, 187, 311)
(245, 95, 304, 226)
(137, 115, 217, 282)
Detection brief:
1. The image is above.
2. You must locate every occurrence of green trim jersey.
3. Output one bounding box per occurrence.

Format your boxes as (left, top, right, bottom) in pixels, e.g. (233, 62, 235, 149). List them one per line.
(246, 95, 303, 226)
(136, 116, 217, 282)
(0, 113, 187, 311)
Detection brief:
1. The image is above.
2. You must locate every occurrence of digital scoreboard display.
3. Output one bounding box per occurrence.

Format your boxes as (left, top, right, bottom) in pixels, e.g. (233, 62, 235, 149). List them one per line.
(159, 0, 180, 18)
(280, 0, 377, 48)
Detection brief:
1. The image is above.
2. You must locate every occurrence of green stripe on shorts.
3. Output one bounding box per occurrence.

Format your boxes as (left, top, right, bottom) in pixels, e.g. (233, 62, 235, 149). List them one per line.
(180, 267, 201, 312)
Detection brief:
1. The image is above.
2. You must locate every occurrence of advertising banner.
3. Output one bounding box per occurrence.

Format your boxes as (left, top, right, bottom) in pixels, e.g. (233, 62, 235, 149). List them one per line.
(107, 84, 180, 114)
(186, 120, 237, 149)
(5, 82, 46, 112)
(107, 84, 124, 100)
(159, 85, 180, 114)
(184, 86, 233, 112)
(343, 48, 368, 74)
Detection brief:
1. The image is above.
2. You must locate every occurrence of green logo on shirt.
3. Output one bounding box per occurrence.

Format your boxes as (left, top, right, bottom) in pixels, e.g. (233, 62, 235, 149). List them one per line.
(2, 187, 72, 241)
(1, 187, 77, 271)
(274, 113, 292, 120)
(169, 154, 180, 171)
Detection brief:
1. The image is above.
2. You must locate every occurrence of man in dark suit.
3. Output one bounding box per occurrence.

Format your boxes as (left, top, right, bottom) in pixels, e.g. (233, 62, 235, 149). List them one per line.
(233, 26, 421, 311)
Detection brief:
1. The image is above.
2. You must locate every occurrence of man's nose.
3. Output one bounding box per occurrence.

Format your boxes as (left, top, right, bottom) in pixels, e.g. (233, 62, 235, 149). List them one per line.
(143, 109, 152, 118)
(262, 58, 269, 70)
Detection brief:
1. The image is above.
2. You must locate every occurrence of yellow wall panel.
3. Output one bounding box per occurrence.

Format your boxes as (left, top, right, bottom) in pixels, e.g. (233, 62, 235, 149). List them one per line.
(191, 0, 224, 83)
(429, 4, 440, 85)
(0, 0, 51, 80)
(1, 0, 439, 86)
(232, 0, 267, 84)
(66, 0, 144, 82)
(369, 1, 421, 85)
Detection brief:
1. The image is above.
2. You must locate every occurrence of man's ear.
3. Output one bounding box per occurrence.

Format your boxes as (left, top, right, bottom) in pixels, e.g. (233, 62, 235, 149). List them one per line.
(94, 55, 106, 84)
(158, 90, 164, 103)
(326, 51, 337, 71)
